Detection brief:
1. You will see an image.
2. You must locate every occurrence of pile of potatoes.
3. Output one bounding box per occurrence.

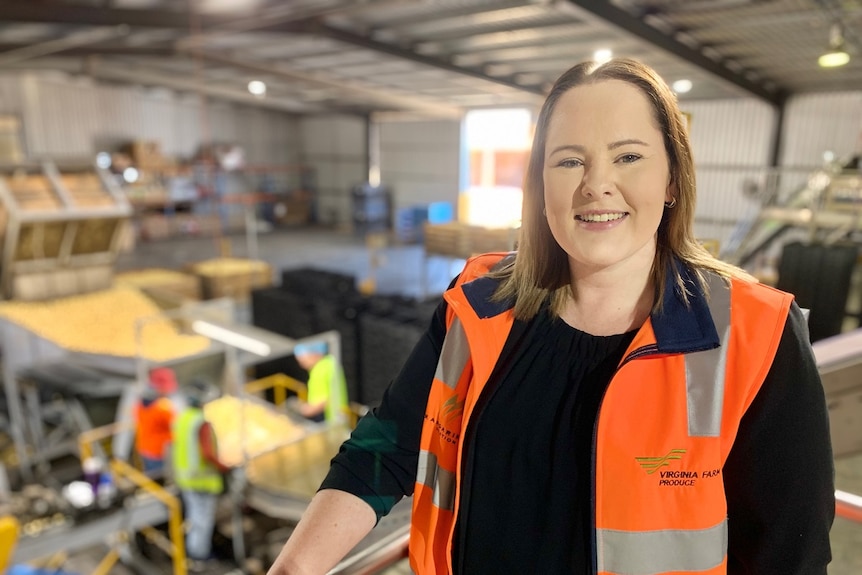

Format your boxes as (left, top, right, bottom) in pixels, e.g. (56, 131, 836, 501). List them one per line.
(0, 287, 210, 361)
(114, 268, 197, 288)
(204, 395, 305, 467)
(189, 257, 271, 277)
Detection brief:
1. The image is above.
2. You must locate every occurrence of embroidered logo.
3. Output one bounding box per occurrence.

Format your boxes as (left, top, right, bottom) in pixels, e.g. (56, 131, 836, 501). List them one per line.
(442, 394, 464, 422)
(635, 449, 686, 475)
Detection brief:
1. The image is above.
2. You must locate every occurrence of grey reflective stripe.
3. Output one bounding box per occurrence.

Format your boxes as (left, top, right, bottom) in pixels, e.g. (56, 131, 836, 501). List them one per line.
(685, 274, 731, 437)
(417, 449, 456, 511)
(434, 317, 470, 390)
(597, 518, 727, 574)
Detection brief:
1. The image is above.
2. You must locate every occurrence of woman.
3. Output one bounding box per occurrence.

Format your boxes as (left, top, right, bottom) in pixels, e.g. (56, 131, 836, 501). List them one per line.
(268, 59, 834, 574)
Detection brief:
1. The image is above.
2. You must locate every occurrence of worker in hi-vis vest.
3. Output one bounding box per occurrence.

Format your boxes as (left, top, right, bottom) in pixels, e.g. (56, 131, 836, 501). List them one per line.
(293, 341, 348, 424)
(134, 366, 178, 475)
(172, 379, 229, 570)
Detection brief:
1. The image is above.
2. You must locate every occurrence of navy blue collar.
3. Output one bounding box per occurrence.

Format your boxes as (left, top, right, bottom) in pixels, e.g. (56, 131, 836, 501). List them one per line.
(459, 257, 720, 354)
(651, 261, 720, 354)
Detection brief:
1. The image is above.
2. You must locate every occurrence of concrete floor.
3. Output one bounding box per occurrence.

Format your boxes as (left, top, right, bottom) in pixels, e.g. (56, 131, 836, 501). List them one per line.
(15, 225, 862, 574)
(115, 226, 461, 300)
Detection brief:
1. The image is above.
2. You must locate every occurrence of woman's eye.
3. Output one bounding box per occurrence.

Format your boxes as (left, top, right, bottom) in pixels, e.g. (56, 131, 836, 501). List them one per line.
(618, 154, 641, 164)
(557, 158, 583, 168)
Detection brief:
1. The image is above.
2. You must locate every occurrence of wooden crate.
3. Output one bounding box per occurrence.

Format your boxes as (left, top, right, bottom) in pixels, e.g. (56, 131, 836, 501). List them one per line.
(466, 225, 519, 255)
(186, 258, 274, 301)
(60, 173, 116, 208)
(12, 265, 113, 301)
(424, 222, 469, 258)
(114, 268, 202, 301)
(6, 174, 61, 211)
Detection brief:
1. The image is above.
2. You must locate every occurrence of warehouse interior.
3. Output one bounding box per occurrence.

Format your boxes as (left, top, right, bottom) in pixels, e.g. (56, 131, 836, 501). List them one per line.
(0, 0, 861, 573)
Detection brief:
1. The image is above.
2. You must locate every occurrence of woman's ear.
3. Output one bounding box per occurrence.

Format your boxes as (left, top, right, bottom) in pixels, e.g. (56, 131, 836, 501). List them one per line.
(666, 178, 676, 204)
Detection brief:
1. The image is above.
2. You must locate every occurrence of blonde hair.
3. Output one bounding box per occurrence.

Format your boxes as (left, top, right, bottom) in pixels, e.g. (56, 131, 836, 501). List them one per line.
(493, 58, 751, 320)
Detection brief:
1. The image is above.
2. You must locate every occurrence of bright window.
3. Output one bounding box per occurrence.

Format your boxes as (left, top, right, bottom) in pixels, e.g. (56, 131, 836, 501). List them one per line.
(461, 108, 532, 228)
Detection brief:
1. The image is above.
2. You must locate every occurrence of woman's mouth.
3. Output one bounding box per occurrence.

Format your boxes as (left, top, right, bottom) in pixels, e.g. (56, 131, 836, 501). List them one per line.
(575, 212, 627, 223)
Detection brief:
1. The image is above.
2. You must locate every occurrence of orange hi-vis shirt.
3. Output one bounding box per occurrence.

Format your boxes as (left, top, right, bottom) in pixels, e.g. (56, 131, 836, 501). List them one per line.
(135, 397, 175, 460)
(409, 253, 792, 575)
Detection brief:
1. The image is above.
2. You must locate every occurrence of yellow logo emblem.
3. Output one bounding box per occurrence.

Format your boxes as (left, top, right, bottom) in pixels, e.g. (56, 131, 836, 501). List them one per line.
(635, 449, 686, 475)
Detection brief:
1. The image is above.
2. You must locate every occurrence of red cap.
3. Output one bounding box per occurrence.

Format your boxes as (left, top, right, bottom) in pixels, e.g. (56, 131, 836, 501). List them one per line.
(149, 367, 178, 394)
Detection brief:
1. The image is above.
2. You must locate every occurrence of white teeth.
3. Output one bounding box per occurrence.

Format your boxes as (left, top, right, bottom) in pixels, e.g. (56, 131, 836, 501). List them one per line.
(578, 212, 626, 222)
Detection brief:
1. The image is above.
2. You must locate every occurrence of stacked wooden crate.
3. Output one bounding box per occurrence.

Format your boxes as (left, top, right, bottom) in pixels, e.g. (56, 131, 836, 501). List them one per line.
(0, 164, 131, 300)
(186, 257, 274, 301)
(424, 221, 519, 259)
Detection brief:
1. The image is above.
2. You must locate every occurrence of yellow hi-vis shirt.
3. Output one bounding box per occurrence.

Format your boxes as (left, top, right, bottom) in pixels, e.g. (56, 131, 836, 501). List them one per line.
(306, 354, 348, 423)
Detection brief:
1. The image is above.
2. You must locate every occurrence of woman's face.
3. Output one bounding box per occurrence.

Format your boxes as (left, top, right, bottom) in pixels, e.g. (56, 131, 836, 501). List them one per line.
(543, 79, 672, 276)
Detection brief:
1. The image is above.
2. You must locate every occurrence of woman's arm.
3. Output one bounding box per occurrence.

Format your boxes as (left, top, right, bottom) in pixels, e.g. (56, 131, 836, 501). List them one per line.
(317, 292, 451, 520)
(723, 302, 835, 574)
(266, 489, 377, 575)
(267, 290, 453, 573)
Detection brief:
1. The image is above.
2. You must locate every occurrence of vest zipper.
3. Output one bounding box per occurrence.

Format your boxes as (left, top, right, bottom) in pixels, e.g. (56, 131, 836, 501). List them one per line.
(589, 343, 660, 575)
(453, 319, 528, 575)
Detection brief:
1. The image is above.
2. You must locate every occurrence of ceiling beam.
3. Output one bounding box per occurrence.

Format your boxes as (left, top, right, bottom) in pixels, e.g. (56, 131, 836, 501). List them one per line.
(0, 2, 231, 29)
(0, 1, 545, 99)
(88, 60, 317, 114)
(190, 50, 465, 118)
(560, 0, 786, 105)
(0, 42, 173, 58)
(309, 21, 546, 97)
(361, 0, 532, 30)
(0, 25, 130, 67)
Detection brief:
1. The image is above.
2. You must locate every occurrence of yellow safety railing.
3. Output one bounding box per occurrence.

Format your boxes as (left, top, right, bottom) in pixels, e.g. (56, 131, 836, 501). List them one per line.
(78, 423, 187, 575)
(243, 373, 366, 428)
(243, 373, 308, 405)
(0, 515, 20, 572)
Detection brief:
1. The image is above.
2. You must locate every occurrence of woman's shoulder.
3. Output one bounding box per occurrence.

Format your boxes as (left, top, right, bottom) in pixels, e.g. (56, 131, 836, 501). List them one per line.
(459, 251, 515, 282)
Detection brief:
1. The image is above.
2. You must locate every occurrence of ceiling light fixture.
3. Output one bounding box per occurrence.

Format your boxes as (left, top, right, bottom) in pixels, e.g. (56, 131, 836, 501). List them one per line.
(818, 23, 850, 68)
(672, 79, 693, 94)
(247, 80, 267, 96)
(593, 49, 613, 64)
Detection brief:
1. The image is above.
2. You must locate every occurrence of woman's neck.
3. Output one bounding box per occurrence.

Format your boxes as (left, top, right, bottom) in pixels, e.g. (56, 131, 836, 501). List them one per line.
(560, 258, 655, 336)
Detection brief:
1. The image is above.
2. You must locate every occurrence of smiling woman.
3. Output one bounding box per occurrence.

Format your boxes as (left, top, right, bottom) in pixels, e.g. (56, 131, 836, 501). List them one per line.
(266, 59, 835, 575)
(542, 79, 671, 332)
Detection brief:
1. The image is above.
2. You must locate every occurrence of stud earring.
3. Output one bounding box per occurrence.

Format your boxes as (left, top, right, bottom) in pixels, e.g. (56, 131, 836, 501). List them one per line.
(664, 197, 677, 209)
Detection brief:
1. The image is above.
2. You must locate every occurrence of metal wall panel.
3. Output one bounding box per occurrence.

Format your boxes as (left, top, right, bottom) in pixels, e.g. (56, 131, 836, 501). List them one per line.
(781, 91, 862, 169)
(300, 114, 367, 225)
(0, 75, 24, 116)
(6, 73, 301, 164)
(379, 119, 460, 213)
(682, 98, 777, 246)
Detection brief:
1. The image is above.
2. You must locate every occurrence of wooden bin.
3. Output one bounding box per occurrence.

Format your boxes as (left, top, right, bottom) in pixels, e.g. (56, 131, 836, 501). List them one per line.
(114, 268, 202, 301)
(466, 225, 519, 256)
(186, 258, 274, 301)
(423, 222, 469, 258)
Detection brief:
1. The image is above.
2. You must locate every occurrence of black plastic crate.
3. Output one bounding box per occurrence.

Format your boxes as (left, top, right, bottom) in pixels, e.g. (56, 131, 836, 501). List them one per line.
(251, 287, 317, 338)
(777, 242, 858, 342)
(280, 267, 358, 299)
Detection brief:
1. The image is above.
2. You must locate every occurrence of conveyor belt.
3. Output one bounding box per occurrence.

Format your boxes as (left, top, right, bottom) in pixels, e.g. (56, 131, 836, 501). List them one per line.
(243, 424, 351, 521)
(234, 423, 413, 572)
(11, 494, 169, 563)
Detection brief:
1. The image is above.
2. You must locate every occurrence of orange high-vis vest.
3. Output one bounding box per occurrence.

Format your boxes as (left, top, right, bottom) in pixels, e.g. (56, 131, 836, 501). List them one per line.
(409, 252, 792, 575)
(135, 397, 175, 460)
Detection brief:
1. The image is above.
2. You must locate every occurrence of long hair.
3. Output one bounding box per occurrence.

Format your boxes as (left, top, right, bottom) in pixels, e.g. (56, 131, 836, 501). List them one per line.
(492, 58, 750, 320)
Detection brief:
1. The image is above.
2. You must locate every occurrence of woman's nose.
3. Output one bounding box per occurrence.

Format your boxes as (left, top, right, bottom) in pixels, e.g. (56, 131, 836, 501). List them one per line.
(580, 164, 614, 198)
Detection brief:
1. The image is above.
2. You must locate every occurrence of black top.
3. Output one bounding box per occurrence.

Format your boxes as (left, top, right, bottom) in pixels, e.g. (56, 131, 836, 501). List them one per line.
(453, 309, 636, 574)
(321, 298, 834, 574)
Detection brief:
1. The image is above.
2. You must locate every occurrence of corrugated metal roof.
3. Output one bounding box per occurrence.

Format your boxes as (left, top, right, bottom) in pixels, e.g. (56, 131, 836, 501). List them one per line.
(0, 0, 859, 116)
